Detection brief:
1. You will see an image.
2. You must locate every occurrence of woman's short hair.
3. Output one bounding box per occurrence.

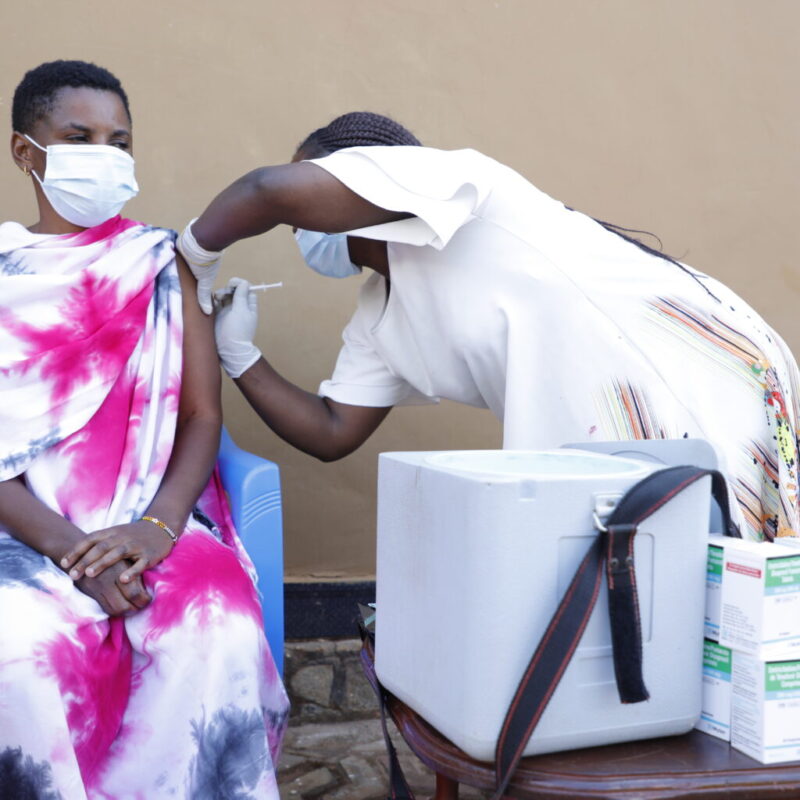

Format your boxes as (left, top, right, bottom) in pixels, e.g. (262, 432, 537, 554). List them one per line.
(299, 111, 421, 157)
(12, 60, 130, 134)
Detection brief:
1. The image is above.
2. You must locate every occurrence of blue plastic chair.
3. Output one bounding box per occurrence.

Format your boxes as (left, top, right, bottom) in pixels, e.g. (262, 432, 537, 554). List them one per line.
(217, 427, 284, 676)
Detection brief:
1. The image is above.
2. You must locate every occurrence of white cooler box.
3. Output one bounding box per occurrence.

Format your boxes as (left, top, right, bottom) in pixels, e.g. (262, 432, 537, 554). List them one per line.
(375, 447, 714, 760)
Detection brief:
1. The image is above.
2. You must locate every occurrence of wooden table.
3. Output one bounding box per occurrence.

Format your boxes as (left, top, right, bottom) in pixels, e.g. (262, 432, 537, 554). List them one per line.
(360, 639, 800, 800)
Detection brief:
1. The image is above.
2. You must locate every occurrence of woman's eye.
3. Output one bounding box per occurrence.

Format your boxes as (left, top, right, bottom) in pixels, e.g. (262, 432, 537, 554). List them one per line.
(66, 135, 89, 143)
(112, 141, 130, 150)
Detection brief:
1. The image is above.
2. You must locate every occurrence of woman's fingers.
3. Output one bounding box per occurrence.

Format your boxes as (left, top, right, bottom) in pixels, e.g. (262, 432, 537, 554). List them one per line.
(82, 544, 131, 578)
(119, 557, 149, 585)
(75, 575, 134, 617)
(118, 571, 151, 609)
(67, 539, 127, 580)
(104, 589, 136, 617)
(60, 534, 103, 571)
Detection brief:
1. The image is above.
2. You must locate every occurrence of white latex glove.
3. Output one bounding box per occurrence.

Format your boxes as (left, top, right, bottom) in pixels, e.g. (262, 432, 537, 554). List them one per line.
(213, 278, 262, 378)
(177, 218, 223, 315)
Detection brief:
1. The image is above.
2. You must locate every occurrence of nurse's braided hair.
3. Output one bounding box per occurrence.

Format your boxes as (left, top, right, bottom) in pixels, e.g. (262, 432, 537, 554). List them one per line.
(298, 111, 421, 157)
(591, 219, 719, 300)
(301, 112, 718, 300)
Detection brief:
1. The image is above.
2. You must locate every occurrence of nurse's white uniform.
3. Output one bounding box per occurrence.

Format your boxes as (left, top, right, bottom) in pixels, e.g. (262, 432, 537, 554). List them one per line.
(311, 146, 800, 541)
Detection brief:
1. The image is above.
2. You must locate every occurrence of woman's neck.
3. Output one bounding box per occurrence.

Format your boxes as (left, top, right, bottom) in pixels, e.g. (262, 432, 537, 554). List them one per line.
(28, 193, 85, 235)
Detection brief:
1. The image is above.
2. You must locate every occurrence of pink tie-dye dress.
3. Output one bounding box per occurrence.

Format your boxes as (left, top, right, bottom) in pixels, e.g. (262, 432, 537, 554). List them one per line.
(0, 216, 289, 799)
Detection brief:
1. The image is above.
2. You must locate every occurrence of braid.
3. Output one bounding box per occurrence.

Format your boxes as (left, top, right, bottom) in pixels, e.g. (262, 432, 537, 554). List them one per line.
(299, 111, 421, 157)
(564, 205, 720, 302)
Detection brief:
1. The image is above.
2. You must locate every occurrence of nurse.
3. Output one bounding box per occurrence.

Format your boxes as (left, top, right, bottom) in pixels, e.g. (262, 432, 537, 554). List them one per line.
(179, 111, 800, 542)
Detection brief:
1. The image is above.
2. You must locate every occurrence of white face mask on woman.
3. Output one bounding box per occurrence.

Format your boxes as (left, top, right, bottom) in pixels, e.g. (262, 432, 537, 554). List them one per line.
(294, 229, 361, 278)
(25, 134, 139, 228)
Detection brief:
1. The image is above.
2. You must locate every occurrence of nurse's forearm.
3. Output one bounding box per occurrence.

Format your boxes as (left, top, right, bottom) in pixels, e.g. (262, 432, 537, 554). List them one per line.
(234, 357, 391, 461)
(191, 162, 405, 252)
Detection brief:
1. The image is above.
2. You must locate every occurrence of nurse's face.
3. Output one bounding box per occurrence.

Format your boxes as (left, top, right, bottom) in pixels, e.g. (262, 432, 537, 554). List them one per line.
(289, 144, 390, 276)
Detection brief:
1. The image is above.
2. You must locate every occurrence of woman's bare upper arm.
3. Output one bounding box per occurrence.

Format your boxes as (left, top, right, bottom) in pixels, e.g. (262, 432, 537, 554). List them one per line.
(175, 251, 222, 422)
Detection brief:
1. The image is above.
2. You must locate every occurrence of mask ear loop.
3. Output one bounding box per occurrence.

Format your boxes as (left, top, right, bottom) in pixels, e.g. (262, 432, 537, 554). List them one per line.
(23, 134, 47, 152)
(22, 134, 46, 183)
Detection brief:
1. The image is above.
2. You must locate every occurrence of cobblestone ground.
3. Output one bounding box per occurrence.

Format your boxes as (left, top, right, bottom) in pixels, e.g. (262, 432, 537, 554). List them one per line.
(277, 717, 488, 800)
(278, 639, 488, 799)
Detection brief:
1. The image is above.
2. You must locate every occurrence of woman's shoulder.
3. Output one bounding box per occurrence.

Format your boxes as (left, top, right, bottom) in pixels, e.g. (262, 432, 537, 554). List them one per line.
(0, 221, 55, 253)
(117, 219, 178, 253)
(0, 221, 30, 233)
(0, 219, 177, 258)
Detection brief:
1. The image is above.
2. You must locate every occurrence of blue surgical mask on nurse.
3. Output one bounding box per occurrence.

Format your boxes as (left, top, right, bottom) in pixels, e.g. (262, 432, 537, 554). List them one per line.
(294, 228, 362, 278)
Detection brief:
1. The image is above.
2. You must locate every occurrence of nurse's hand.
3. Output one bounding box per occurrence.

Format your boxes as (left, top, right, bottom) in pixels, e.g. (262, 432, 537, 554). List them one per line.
(177, 218, 224, 315)
(213, 278, 262, 378)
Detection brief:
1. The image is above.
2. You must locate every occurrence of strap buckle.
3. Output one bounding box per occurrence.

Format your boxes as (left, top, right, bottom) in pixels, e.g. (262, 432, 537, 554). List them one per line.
(592, 511, 608, 533)
(592, 493, 621, 533)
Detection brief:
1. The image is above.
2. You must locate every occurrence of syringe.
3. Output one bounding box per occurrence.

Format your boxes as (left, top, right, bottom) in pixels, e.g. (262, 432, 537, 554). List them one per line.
(214, 281, 283, 298)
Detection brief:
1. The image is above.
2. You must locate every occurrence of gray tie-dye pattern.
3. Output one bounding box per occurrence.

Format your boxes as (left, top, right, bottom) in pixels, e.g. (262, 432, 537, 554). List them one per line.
(153, 266, 181, 321)
(0, 252, 30, 275)
(129, 225, 179, 320)
(265, 707, 289, 734)
(0, 747, 63, 800)
(1, 428, 61, 478)
(131, 225, 177, 261)
(0, 538, 51, 591)
(187, 707, 270, 800)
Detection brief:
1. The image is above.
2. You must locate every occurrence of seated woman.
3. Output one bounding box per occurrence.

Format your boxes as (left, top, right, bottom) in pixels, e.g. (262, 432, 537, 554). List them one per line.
(0, 60, 288, 799)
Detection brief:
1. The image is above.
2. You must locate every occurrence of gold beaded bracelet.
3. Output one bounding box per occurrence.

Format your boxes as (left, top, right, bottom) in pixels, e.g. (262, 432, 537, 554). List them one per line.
(141, 515, 178, 544)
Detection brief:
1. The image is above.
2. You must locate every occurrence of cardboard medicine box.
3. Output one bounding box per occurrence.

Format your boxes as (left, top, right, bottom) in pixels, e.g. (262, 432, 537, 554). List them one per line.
(719, 540, 800, 657)
(731, 653, 800, 764)
(774, 537, 800, 550)
(696, 639, 732, 741)
(705, 535, 726, 642)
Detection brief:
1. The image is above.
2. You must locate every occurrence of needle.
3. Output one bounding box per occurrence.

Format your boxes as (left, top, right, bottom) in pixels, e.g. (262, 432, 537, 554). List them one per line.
(214, 281, 283, 298)
(249, 282, 283, 291)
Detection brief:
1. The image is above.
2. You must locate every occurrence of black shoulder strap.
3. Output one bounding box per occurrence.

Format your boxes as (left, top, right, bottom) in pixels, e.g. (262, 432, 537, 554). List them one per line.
(490, 466, 736, 798)
(359, 620, 416, 800)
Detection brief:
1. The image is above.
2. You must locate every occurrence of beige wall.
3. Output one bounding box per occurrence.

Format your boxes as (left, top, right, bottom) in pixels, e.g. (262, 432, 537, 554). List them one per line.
(1, 1, 797, 578)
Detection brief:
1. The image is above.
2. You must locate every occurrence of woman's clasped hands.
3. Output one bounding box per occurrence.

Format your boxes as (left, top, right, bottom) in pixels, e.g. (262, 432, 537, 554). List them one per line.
(59, 519, 176, 615)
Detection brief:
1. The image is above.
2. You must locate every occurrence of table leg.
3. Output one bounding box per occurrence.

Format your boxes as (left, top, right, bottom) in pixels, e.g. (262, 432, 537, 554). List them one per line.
(433, 772, 459, 799)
